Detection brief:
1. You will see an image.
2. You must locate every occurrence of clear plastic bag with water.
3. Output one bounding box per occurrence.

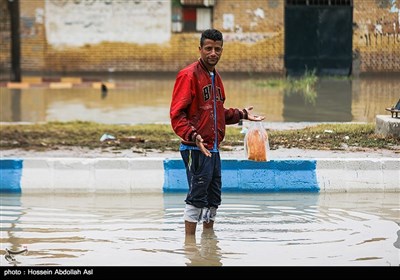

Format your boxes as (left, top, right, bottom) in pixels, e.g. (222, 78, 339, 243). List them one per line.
(244, 122, 270, 162)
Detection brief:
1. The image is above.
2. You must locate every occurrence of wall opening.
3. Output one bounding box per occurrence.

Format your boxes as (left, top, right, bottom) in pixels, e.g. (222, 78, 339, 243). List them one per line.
(284, 0, 353, 76)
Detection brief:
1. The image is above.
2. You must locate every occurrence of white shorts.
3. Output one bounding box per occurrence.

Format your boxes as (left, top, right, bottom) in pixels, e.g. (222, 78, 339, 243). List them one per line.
(184, 204, 217, 224)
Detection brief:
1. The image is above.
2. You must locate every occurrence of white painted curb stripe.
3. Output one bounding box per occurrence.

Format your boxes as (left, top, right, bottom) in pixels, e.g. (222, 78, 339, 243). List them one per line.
(0, 158, 399, 193)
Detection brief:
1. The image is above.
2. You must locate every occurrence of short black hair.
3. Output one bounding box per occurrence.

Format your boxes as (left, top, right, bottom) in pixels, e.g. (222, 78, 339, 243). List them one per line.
(200, 29, 223, 47)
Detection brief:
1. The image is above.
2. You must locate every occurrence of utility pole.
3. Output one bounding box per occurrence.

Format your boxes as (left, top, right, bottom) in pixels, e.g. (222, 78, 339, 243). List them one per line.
(8, 0, 21, 82)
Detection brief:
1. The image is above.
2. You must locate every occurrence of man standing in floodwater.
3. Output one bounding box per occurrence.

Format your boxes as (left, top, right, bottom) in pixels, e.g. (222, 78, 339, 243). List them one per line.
(170, 29, 264, 235)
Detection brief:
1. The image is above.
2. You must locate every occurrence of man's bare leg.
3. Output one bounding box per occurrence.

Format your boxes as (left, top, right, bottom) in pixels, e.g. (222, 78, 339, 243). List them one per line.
(185, 221, 197, 235)
(203, 207, 216, 231)
(203, 220, 214, 230)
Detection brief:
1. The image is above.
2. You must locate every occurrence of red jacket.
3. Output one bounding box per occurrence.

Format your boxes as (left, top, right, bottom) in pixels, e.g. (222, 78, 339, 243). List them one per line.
(170, 59, 244, 150)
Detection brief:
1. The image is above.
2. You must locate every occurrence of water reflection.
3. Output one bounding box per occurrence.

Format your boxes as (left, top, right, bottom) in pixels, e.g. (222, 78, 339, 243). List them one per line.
(0, 194, 24, 266)
(0, 192, 398, 266)
(184, 230, 222, 266)
(11, 89, 22, 122)
(0, 73, 398, 124)
(283, 79, 353, 122)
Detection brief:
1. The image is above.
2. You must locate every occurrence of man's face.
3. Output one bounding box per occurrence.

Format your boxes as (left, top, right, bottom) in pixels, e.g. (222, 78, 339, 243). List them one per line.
(199, 39, 223, 70)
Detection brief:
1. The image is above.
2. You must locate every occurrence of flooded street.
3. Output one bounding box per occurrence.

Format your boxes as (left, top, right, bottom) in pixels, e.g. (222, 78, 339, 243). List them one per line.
(1, 192, 399, 266)
(1, 73, 399, 124)
(1, 73, 399, 267)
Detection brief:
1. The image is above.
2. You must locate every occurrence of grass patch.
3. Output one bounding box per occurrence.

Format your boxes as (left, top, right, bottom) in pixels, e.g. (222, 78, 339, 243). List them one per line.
(253, 70, 319, 104)
(252, 70, 353, 105)
(0, 121, 398, 153)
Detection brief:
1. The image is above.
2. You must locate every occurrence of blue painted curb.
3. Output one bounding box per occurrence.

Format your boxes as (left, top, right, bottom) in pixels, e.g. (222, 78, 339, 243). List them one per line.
(0, 159, 23, 193)
(1, 158, 398, 193)
(163, 159, 319, 193)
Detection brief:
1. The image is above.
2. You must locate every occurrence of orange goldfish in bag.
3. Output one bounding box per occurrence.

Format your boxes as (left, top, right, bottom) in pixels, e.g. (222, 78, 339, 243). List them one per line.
(244, 122, 270, 162)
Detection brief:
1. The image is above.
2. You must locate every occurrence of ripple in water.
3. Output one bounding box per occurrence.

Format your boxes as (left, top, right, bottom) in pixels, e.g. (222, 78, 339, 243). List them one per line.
(1, 192, 399, 266)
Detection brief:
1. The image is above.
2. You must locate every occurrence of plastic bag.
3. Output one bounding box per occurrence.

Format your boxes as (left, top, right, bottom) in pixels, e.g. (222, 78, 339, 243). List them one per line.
(244, 122, 270, 162)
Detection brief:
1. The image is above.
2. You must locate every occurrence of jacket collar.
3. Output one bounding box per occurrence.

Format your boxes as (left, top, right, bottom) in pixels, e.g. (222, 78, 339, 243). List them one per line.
(198, 58, 216, 76)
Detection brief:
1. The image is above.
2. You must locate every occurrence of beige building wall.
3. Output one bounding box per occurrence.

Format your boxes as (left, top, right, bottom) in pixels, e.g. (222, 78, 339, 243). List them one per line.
(213, 0, 284, 73)
(0, 0, 399, 76)
(0, 0, 11, 77)
(353, 0, 400, 72)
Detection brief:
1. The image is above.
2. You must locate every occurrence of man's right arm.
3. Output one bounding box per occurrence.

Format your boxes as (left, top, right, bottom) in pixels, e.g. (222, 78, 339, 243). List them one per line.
(170, 73, 197, 142)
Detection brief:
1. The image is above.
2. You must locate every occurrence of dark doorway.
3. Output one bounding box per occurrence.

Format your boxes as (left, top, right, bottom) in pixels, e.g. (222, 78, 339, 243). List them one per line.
(284, 0, 353, 76)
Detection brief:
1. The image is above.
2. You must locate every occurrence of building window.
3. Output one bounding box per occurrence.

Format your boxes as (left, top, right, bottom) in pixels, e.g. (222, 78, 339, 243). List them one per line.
(196, 8, 212, 31)
(172, 0, 214, 33)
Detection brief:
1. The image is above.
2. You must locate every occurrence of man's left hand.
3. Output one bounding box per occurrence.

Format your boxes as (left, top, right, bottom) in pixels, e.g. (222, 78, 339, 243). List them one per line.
(244, 106, 265, 121)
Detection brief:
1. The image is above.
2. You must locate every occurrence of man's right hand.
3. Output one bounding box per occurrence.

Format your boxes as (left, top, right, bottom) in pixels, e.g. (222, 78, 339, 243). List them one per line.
(195, 134, 212, 157)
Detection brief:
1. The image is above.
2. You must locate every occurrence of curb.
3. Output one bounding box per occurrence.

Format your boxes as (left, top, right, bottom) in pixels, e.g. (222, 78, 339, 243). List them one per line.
(0, 76, 159, 89)
(1, 157, 398, 193)
(2, 81, 116, 90)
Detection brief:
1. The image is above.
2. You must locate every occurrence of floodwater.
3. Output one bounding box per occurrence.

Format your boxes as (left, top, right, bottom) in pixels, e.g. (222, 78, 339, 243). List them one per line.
(1, 73, 399, 124)
(1, 192, 399, 266)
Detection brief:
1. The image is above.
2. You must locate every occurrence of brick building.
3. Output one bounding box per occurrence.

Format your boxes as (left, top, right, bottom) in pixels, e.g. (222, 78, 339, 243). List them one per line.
(1, 0, 399, 78)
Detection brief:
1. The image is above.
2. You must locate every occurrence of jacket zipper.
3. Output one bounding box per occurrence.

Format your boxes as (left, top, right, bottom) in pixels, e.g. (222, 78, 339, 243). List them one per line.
(211, 72, 218, 151)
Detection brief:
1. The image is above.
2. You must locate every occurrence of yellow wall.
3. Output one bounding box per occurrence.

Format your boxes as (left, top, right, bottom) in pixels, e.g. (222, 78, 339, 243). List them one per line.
(0, 0, 398, 76)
